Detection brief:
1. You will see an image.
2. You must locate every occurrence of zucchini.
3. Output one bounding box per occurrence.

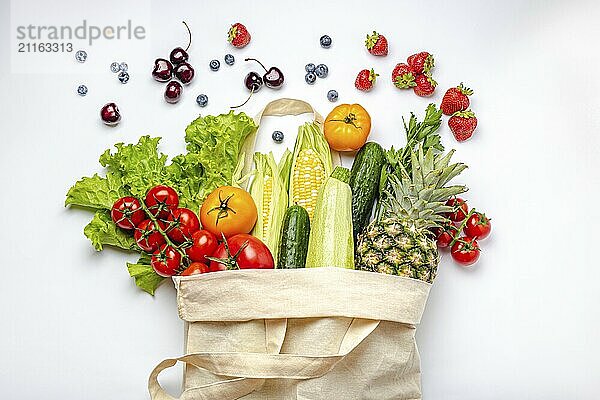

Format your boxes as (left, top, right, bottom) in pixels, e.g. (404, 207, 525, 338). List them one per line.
(349, 142, 386, 244)
(306, 166, 354, 269)
(277, 205, 310, 269)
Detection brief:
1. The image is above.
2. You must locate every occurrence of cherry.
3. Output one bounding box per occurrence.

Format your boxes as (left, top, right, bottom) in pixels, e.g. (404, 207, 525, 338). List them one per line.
(231, 72, 263, 108)
(169, 22, 192, 65)
(100, 103, 121, 126)
(164, 81, 183, 103)
(174, 62, 195, 84)
(152, 58, 173, 82)
(245, 58, 284, 89)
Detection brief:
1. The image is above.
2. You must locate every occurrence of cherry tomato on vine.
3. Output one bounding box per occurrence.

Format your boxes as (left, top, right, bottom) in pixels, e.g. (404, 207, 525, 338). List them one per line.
(180, 262, 210, 276)
(446, 197, 469, 222)
(151, 244, 182, 277)
(451, 237, 480, 266)
(436, 223, 459, 248)
(166, 208, 200, 243)
(200, 186, 257, 238)
(463, 212, 492, 240)
(145, 185, 179, 220)
(185, 230, 218, 263)
(111, 196, 146, 230)
(134, 219, 166, 252)
(208, 234, 274, 271)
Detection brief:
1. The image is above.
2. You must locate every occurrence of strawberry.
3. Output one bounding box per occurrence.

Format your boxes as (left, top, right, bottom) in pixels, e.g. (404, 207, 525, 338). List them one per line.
(440, 83, 473, 115)
(391, 63, 416, 89)
(413, 74, 437, 97)
(355, 69, 378, 91)
(228, 23, 251, 48)
(448, 110, 478, 142)
(365, 31, 388, 56)
(407, 52, 434, 74)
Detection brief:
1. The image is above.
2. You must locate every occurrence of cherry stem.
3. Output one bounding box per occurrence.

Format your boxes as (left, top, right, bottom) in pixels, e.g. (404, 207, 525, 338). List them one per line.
(245, 58, 267, 73)
(182, 21, 192, 52)
(230, 87, 255, 109)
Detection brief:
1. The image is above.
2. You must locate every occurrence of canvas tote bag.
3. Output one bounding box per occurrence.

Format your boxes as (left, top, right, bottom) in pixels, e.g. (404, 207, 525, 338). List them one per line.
(147, 100, 432, 400)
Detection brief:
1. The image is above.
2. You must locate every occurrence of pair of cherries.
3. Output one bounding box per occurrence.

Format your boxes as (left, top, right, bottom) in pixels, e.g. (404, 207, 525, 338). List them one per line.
(152, 22, 195, 103)
(232, 58, 284, 108)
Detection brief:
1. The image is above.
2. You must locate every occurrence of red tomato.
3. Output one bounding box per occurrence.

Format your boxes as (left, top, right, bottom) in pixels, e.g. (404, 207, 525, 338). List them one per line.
(145, 185, 179, 219)
(446, 197, 469, 222)
(111, 196, 146, 230)
(180, 262, 210, 276)
(185, 230, 219, 263)
(151, 244, 182, 277)
(134, 219, 166, 252)
(463, 212, 492, 240)
(166, 208, 200, 243)
(451, 237, 480, 266)
(209, 234, 274, 271)
(436, 223, 459, 248)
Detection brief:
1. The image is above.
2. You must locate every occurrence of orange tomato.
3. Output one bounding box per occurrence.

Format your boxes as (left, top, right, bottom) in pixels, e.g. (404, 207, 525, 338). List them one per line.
(324, 104, 371, 152)
(200, 186, 257, 238)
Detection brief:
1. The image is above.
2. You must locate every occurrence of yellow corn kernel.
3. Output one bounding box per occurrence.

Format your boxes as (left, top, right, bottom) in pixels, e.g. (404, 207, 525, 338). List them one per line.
(291, 149, 325, 220)
(262, 175, 273, 239)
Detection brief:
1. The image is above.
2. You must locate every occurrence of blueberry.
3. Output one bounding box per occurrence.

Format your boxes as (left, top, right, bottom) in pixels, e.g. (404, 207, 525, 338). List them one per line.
(77, 84, 88, 96)
(272, 130, 284, 143)
(209, 59, 220, 71)
(327, 90, 338, 102)
(224, 54, 235, 66)
(110, 62, 120, 73)
(119, 62, 128, 72)
(305, 72, 317, 85)
(305, 63, 316, 73)
(75, 50, 87, 63)
(118, 71, 130, 84)
(196, 94, 208, 107)
(320, 35, 332, 48)
(315, 64, 328, 79)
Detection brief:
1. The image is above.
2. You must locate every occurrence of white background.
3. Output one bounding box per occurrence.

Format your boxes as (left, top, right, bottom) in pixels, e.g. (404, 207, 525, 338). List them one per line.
(1, 0, 599, 399)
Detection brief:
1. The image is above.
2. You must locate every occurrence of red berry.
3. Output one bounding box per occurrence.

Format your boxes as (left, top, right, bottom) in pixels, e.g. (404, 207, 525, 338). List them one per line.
(413, 74, 437, 97)
(100, 103, 121, 126)
(448, 110, 478, 142)
(228, 23, 251, 48)
(355, 68, 378, 91)
(407, 52, 434, 74)
(365, 31, 388, 56)
(441, 83, 473, 115)
(391, 63, 416, 89)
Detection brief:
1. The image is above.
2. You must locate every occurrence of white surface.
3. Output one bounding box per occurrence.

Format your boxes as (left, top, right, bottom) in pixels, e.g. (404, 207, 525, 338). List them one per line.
(1, 0, 599, 399)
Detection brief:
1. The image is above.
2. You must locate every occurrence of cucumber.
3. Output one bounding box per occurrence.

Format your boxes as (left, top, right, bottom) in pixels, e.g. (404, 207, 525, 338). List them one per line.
(277, 205, 311, 269)
(349, 142, 386, 244)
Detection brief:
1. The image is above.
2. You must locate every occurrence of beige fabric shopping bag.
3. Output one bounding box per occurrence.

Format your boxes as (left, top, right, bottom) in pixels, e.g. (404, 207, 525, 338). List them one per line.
(148, 268, 430, 400)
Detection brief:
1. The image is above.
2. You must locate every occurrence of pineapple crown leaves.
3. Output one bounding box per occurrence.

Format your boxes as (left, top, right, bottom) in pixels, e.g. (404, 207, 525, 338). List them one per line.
(457, 82, 474, 96)
(365, 31, 381, 49)
(380, 146, 468, 230)
(452, 109, 476, 119)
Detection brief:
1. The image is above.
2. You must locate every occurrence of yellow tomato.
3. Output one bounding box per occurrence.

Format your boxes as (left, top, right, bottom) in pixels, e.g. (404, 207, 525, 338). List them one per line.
(324, 104, 372, 152)
(200, 186, 257, 238)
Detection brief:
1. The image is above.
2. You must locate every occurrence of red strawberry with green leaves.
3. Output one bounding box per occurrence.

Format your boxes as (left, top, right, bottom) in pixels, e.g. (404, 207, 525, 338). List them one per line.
(441, 83, 474, 115)
(228, 23, 251, 48)
(407, 52, 434, 74)
(355, 69, 378, 91)
(448, 110, 478, 142)
(413, 74, 437, 97)
(365, 31, 388, 56)
(391, 63, 416, 89)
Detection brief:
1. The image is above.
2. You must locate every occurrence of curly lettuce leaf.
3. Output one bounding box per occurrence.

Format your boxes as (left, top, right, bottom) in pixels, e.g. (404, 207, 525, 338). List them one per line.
(84, 211, 137, 251)
(127, 255, 165, 295)
(65, 173, 128, 210)
(185, 111, 257, 194)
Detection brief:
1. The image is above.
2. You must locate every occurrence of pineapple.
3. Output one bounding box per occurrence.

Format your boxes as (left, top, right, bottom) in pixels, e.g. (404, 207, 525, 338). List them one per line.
(356, 146, 467, 283)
